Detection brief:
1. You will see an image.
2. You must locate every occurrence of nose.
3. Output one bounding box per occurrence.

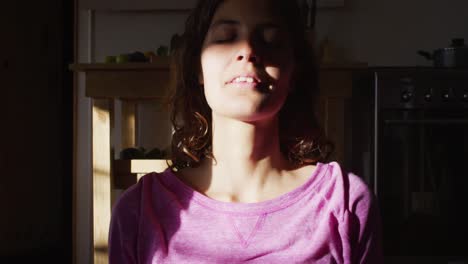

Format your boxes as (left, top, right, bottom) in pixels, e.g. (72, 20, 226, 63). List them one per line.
(236, 41, 261, 64)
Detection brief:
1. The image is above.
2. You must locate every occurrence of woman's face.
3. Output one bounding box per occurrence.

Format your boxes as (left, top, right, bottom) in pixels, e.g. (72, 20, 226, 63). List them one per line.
(200, 0, 295, 123)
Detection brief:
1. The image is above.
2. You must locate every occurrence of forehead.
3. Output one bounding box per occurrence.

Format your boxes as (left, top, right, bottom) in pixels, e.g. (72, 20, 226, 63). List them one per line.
(210, 0, 285, 26)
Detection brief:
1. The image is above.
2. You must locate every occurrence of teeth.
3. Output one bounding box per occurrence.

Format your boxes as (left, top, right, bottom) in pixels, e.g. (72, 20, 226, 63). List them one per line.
(233, 77, 255, 83)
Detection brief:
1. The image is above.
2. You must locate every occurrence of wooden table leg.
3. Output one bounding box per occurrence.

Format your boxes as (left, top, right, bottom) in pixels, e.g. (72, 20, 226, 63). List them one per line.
(121, 100, 136, 150)
(92, 99, 112, 264)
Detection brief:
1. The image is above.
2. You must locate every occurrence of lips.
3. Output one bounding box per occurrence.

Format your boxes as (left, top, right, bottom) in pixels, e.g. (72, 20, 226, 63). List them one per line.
(224, 73, 274, 93)
(226, 74, 261, 85)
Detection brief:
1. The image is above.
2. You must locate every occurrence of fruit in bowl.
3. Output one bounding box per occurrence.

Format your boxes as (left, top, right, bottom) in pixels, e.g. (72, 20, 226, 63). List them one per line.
(146, 147, 169, 159)
(129, 51, 148, 62)
(157, 45, 169, 56)
(105, 56, 116, 63)
(116, 54, 130, 64)
(119, 147, 146, 159)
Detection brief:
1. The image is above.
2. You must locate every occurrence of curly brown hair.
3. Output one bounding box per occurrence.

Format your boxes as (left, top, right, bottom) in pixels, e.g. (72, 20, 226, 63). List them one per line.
(168, 0, 332, 170)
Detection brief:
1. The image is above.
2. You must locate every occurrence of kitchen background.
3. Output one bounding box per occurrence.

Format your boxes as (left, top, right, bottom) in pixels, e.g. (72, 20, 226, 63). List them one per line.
(75, 0, 468, 262)
(2, 0, 467, 263)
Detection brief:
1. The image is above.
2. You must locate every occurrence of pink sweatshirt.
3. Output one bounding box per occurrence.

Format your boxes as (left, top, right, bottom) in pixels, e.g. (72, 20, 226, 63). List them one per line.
(109, 162, 383, 263)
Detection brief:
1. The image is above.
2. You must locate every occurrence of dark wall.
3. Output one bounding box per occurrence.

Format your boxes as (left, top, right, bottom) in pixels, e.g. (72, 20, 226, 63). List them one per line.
(0, 0, 73, 262)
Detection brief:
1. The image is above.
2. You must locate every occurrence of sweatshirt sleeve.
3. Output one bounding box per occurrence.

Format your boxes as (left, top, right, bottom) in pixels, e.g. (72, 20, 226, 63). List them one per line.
(108, 184, 141, 264)
(348, 174, 384, 264)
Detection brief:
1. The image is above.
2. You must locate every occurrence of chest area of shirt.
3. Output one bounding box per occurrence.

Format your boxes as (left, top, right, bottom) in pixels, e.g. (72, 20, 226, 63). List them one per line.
(152, 207, 344, 263)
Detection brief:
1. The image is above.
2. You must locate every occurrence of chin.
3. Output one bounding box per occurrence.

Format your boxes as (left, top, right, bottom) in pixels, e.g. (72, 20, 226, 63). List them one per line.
(208, 94, 286, 122)
(218, 107, 281, 123)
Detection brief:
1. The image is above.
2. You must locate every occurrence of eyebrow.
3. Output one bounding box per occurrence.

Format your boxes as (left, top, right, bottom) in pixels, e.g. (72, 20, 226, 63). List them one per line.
(210, 19, 239, 28)
(210, 19, 281, 29)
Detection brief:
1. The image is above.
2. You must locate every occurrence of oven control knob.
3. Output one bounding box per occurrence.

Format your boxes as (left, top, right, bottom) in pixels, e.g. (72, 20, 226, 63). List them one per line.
(463, 92, 468, 102)
(442, 88, 455, 102)
(424, 93, 432, 102)
(442, 93, 450, 101)
(401, 91, 413, 102)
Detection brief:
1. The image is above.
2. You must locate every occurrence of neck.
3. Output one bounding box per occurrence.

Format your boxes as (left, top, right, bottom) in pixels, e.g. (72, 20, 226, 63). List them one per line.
(206, 113, 290, 194)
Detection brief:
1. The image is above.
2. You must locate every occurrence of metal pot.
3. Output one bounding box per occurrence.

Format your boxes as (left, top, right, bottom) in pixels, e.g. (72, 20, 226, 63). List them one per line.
(418, 38, 468, 68)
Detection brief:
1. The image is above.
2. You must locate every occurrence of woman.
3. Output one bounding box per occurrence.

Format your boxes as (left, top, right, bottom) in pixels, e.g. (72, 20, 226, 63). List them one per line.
(109, 0, 383, 263)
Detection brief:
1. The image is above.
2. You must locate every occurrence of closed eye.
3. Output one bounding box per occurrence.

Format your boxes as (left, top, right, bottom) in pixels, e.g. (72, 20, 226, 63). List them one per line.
(208, 20, 238, 44)
(261, 28, 286, 48)
(213, 34, 237, 43)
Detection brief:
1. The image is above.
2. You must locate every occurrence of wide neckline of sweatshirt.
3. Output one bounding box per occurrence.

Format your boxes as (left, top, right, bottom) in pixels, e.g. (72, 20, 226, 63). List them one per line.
(159, 162, 330, 216)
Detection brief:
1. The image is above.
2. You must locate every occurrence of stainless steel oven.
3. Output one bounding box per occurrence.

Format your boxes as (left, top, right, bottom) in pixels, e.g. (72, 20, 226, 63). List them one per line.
(352, 68, 468, 263)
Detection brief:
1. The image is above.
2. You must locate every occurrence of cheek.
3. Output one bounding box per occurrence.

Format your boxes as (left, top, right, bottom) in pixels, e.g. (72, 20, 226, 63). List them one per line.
(265, 66, 279, 76)
(201, 63, 224, 106)
(200, 56, 218, 85)
(200, 54, 223, 109)
(200, 49, 234, 110)
(200, 46, 230, 84)
(265, 61, 294, 92)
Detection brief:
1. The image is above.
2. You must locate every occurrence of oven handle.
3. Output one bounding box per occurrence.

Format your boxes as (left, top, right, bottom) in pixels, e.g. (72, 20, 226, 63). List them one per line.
(384, 119, 468, 125)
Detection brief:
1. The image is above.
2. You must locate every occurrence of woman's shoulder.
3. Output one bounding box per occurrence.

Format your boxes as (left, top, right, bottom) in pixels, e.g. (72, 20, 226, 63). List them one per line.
(109, 170, 172, 261)
(111, 170, 170, 215)
(312, 162, 376, 214)
(313, 161, 371, 191)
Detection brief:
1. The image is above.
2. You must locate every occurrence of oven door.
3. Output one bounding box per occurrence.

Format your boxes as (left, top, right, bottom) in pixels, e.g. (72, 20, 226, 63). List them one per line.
(377, 108, 468, 261)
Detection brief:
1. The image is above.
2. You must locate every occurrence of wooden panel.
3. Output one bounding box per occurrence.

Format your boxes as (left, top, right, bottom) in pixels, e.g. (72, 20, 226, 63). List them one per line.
(69, 60, 172, 100)
(121, 100, 136, 149)
(86, 70, 170, 99)
(114, 159, 169, 189)
(130, 159, 169, 173)
(114, 159, 169, 174)
(92, 99, 112, 264)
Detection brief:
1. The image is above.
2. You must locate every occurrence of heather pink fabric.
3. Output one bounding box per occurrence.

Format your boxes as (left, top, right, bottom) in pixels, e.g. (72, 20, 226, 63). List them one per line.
(109, 162, 383, 263)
